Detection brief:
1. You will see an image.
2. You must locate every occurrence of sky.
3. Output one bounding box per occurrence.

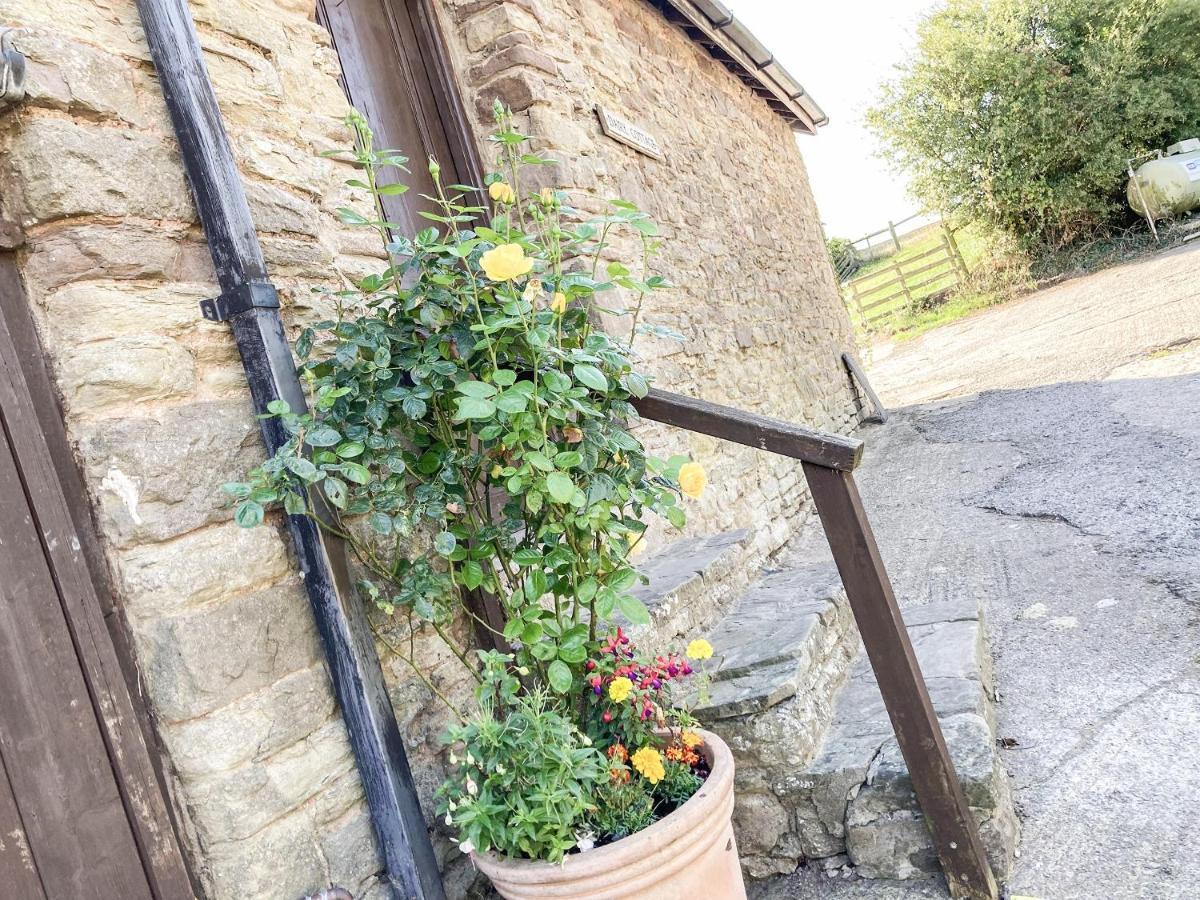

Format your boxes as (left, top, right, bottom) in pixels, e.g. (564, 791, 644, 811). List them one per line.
(729, 0, 940, 239)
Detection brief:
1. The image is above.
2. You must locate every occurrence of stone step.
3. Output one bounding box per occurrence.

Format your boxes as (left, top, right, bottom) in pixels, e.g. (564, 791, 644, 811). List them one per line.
(728, 597, 1019, 882)
(629, 529, 754, 645)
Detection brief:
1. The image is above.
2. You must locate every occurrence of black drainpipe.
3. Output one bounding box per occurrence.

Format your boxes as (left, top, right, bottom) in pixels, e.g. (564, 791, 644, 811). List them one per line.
(135, 3, 444, 898)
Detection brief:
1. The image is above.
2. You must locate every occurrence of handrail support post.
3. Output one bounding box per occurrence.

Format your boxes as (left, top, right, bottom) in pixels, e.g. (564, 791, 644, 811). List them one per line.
(802, 462, 998, 900)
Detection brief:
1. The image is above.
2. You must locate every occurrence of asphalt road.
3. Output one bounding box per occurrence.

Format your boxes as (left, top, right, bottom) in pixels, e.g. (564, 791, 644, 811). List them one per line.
(757, 246, 1200, 899)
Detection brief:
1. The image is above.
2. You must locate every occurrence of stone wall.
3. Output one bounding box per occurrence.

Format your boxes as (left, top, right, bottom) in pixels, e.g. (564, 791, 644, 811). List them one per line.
(0, 3, 402, 898)
(0, 1, 859, 898)
(436, 0, 863, 561)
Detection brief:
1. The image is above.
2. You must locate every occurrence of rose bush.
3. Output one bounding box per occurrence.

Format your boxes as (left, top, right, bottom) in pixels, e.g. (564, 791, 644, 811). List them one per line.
(225, 104, 715, 863)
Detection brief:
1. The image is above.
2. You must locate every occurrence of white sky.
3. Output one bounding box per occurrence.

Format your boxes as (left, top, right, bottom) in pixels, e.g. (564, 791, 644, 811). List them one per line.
(729, 0, 940, 239)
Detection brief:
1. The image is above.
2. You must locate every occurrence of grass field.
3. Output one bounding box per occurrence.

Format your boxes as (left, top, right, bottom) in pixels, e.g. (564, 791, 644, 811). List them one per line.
(844, 225, 992, 339)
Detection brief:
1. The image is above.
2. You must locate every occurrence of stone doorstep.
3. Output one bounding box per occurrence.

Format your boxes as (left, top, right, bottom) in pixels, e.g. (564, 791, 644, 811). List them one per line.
(727, 597, 1019, 883)
(629, 528, 753, 643)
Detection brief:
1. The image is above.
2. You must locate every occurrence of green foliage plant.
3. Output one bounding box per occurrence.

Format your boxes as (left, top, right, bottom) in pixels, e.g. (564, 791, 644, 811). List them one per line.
(868, 0, 1200, 250)
(225, 104, 715, 862)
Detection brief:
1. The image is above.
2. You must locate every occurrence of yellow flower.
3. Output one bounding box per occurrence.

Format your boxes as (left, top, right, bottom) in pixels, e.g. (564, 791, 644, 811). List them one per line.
(488, 180, 516, 204)
(678, 461, 707, 499)
(686, 638, 713, 661)
(480, 243, 534, 281)
(681, 731, 702, 749)
(631, 747, 665, 785)
(550, 291, 568, 315)
(540, 186, 556, 205)
(608, 676, 633, 703)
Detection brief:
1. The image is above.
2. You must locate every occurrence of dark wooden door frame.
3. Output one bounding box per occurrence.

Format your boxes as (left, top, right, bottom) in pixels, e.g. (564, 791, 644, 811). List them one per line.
(0, 254, 197, 898)
(317, 0, 485, 226)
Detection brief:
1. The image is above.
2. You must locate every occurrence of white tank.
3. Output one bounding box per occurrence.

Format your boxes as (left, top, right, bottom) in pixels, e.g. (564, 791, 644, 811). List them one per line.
(1128, 138, 1200, 220)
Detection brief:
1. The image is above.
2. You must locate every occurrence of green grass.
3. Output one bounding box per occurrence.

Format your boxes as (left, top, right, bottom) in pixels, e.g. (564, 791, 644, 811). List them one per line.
(844, 225, 990, 334)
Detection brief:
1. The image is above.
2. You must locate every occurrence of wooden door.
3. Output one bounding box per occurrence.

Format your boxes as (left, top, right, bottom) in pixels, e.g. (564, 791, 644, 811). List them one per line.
(317, 0, 484, 232)
(0, 258, 195, 899)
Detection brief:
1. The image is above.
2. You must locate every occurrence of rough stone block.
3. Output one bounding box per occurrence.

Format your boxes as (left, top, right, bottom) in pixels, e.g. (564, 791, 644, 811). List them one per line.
(57, 335, 195, 411)
(462, 4, 542, 52)
(205, 807, 329, 900)
(117, 520, 291, 616)
(78, 401, 265, 547)
(166, 664, 337, 777)
(131, 579, 321, 722)
(16, 29, 146, 124)
(4, 117, 194, 223)
(20, 223, 190, 293)
(185, 719, 356, 843)
(38, 281, 210, 348)
(630, 528, 751, 644)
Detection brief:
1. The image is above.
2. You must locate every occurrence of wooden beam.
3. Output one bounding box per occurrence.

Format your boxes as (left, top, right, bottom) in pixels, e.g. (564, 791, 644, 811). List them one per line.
(802, 465, 998, 900)
(0, 257, 198, 898)
(134, 2, 444, 897)
(632, 387, 864, 471)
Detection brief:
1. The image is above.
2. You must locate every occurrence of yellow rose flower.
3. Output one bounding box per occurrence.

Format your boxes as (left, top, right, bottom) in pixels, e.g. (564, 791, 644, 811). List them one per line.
(686, 638, 713, 661)
(480, 243, 534, 281)
(678, 461, 707, 499)
(488, 180, 516, 204)
(540, 186, 556, 205)
(681, 730, 702, 749)
(608, 676, 633, 703)
(550, 291, 568, 314)
(631, 746, 665, 785)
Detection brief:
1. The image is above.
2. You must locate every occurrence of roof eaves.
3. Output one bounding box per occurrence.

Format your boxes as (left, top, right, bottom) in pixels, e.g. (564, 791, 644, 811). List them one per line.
(651, 0, 829, 134)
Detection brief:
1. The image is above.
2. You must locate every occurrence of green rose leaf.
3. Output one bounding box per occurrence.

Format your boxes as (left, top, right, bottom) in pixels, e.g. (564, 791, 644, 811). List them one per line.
(461, 560, 484, 590)
(545, 472, 575, 504)
(340, 462, 371, 485)
(234, 500, 263, 528)
(306, 427, 341, 447)
(573, 364, 608, 392)
(455, 396, 496, 420)
(456, 380, 498, 398)
(616, 592, 650, 626)
(434, 531, 457, 556)
(547, 659, 572, 693)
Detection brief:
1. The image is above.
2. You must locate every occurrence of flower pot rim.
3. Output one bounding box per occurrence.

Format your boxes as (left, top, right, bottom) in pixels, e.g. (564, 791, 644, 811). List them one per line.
(471, 727, 735, 879)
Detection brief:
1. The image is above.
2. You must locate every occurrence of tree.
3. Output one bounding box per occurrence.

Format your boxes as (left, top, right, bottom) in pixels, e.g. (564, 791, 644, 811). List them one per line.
(868, 0, 1200, 249)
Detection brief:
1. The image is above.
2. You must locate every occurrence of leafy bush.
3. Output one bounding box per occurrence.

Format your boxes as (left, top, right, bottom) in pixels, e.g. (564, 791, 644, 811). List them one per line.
(868, 0, 1200, 250)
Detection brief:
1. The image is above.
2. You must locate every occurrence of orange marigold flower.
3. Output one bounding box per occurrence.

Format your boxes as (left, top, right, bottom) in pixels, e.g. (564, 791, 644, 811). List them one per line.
(607, 743, 629, 763)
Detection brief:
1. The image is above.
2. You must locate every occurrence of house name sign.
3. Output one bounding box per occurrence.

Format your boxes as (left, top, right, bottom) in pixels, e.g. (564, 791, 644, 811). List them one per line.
(595, 105, 663, 160)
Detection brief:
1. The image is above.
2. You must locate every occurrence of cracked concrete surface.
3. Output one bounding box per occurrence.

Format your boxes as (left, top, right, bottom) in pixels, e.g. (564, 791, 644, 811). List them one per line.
(756, 247, 1200, 899)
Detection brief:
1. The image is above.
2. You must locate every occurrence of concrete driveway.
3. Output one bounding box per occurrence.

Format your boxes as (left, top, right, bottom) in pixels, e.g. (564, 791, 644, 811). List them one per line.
(757, 245, 1200, 899)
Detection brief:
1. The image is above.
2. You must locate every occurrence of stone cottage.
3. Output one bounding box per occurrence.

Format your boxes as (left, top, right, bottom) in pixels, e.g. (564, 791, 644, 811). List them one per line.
(0, 1, 869, 898)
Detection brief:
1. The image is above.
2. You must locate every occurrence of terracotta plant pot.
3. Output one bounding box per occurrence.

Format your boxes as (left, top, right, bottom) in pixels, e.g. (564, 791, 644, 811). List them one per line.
(472, 728, 745, 899)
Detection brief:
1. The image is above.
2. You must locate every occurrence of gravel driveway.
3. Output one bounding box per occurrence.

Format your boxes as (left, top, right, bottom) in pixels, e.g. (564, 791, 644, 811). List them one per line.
(866, 243, 1200, 408)
(758, 245, 1200, 899)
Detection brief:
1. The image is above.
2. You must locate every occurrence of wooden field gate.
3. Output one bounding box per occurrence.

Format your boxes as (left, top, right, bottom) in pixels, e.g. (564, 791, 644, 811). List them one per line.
(845, 221, 969, 329)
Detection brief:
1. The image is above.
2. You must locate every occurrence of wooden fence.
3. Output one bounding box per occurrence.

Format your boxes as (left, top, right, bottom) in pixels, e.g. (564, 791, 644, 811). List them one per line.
(844, 223, 969, 329)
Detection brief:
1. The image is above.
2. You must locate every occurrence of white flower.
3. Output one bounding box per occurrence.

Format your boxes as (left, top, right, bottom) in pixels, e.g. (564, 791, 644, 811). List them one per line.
(447, 799, 457, 811)
(459, 839, 475, 855)
(449, 751, 459, 765)
(466, 751, 476, 766)
(444, 812, 453, 826)
(495, 763, 506, 775)
(576, 831, 596, 853)
(466, 776, 478, 796)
